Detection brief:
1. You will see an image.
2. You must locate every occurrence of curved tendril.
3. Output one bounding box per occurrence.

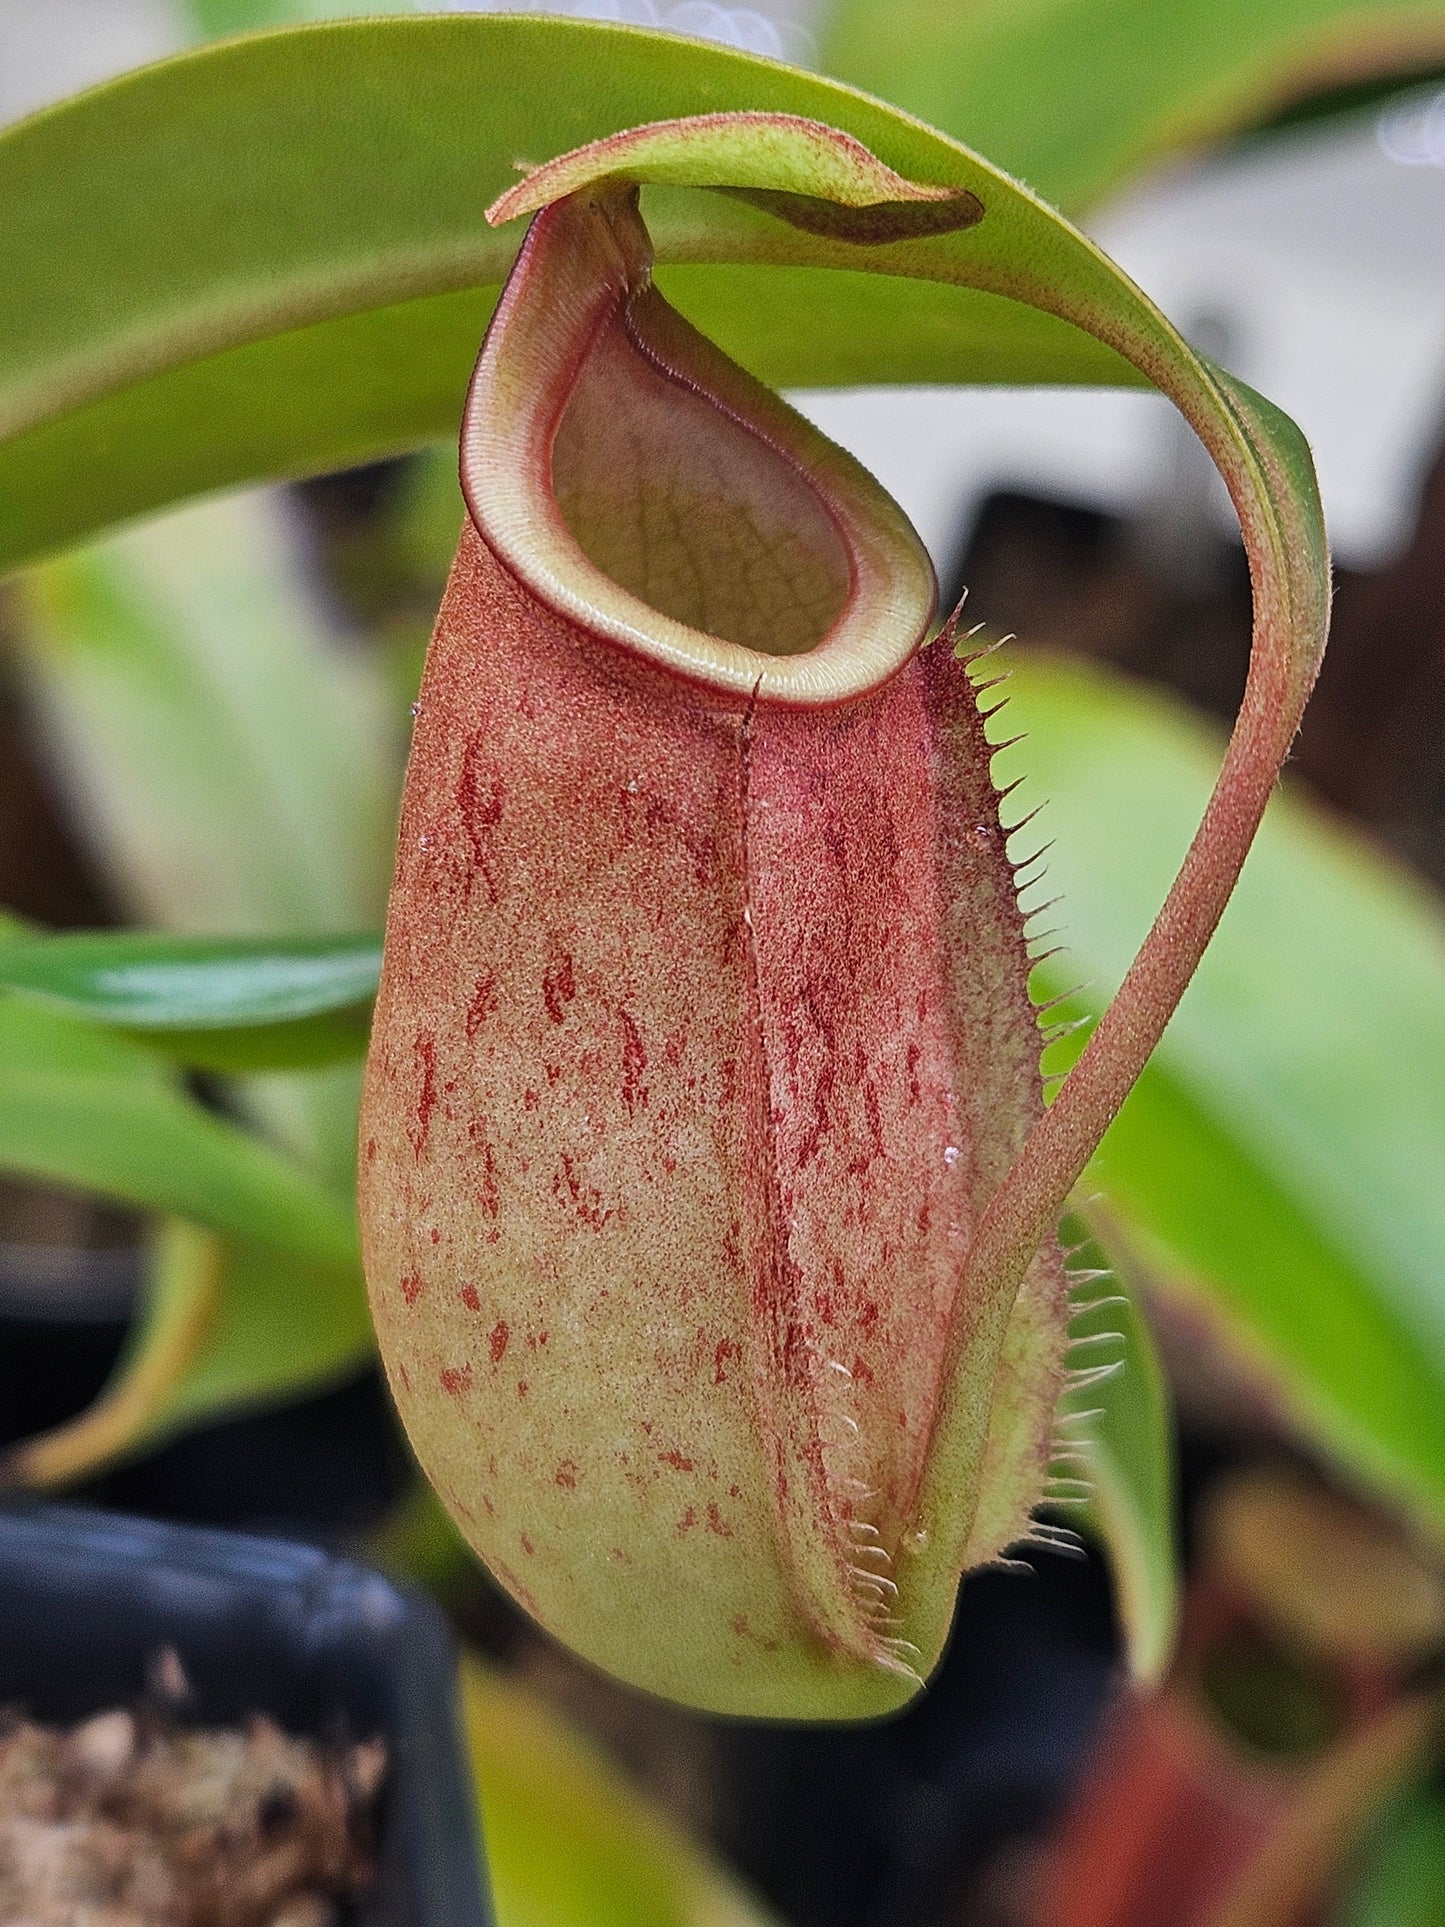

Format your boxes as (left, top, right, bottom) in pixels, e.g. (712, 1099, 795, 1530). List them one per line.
(966, 362, 1327, 1320)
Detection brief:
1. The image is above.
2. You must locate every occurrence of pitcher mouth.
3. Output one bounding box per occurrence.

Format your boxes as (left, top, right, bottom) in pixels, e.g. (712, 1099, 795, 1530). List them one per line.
(461, 184, 937, 707)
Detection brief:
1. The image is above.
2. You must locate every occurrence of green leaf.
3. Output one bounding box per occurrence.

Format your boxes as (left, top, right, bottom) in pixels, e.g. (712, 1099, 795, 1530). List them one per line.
(0, 929, 380, 1070)
(997, 650, 1445, 1540)
(2, 1218, 222, 1486)
(1093, 1059, 1445, 1535)
(5, 1218, 373, 1483)
(0, 995, 359, 1269)
(185, 0, 380, 30)
(819, 0, 1445, 214)
(8, 483, 396, 1180)
(10, 491, 394, 936)
(1061, 1219, 1178, 1684)
(462, 1656, 782, 1927)
(0, 26, 1331, 961)
(0, 14, 1177, 576)
(152, 1235, 370, 1434)
(1339, 1786, 1445, 1927)
(0, 987, 371, 1466)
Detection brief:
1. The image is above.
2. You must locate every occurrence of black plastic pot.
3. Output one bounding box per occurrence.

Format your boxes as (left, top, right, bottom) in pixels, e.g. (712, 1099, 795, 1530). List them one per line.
(0, 1501, 492, 1927)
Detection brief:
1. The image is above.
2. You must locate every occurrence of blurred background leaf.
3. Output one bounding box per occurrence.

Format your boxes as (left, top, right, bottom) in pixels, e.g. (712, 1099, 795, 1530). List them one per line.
(151, 1236, 369, 1436)
(187, 0, 384, 27)
(0, 486, 388, 1466)
(9, 487, 396, 1180)
(10, 491, 392, 940)
(462, 1654, 782, 1927)
(1062, 1222, 1179, 1685)
(1003, 649, 1445, 1542)
(4, 1226, 370, 1486)
(0, 995, 358, 1267)
(1, 1217, 221, 1486)
(818, 0, 1445, 215)
(0, 929, 379, 1070)
(1338, 1783, 1445, 1927)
